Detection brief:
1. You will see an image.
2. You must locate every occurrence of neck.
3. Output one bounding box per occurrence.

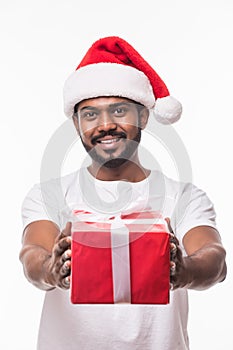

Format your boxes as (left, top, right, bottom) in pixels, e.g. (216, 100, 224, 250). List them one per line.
(88, 154, 150, 182)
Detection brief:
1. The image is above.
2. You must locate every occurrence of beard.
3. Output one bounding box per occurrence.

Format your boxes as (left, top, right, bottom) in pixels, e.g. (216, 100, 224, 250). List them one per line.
(80, 128, 142, 168)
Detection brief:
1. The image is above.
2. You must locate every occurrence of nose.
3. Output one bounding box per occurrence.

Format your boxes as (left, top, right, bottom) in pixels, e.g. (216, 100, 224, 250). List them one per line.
(96, 112, 117, 132)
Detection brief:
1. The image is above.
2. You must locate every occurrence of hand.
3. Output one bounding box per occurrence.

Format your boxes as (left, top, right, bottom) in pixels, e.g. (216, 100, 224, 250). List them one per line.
(43, 222, 72, 289)
(165, 218, 187, 290)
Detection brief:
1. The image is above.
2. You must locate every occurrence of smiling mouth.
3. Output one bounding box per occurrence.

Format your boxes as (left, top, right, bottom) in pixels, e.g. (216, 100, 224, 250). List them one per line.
(97, 138, 122, 144)
(92, 132, 127, 145)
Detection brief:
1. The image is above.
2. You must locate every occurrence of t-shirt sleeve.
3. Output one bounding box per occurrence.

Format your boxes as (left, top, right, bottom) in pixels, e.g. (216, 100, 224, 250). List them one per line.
(21, 182, 61, 232)
(172, 183, 217, 241)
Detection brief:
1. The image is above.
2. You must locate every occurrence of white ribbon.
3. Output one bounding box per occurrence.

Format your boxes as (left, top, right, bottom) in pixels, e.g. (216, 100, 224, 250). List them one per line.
(110, 219, 131, 303)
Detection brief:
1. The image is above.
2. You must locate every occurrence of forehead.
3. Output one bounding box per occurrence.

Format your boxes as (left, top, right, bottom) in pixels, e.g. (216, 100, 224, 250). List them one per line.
(77, 96, 135, 110)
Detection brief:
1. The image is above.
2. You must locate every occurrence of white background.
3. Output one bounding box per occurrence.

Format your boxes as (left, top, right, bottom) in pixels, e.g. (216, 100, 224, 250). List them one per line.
(1, 0, 233, 349)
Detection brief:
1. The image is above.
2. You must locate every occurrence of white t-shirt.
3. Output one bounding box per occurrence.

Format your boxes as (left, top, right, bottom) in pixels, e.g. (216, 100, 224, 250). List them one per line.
(21, 169, 217, 350)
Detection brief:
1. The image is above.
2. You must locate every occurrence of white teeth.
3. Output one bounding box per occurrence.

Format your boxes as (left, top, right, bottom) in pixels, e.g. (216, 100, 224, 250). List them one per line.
(99, 138, 119, 144)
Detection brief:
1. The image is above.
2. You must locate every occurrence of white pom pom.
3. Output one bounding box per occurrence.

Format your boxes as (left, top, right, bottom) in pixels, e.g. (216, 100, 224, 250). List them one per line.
(153, 96, 182, 124)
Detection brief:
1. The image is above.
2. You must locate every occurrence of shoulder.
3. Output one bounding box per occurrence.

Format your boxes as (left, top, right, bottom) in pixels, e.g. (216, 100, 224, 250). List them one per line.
(36, 170, 80, 193)
(151, 170, 194, 198)
(159, 171, 208, 199)
(23, 170, 81, 212)
(21, 170, 82, 230)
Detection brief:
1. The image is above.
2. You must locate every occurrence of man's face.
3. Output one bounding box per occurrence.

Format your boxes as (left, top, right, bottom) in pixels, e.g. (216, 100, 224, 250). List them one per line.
(73, 97, 149, 168)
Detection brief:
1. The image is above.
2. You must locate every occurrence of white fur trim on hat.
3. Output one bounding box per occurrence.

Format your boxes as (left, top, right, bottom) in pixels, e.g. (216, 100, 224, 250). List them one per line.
(154, 96, 182, 124)
(63, 62, 155, 117)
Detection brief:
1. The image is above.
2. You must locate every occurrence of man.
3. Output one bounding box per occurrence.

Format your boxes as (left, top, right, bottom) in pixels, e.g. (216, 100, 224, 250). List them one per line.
(20, 36, 226, 350)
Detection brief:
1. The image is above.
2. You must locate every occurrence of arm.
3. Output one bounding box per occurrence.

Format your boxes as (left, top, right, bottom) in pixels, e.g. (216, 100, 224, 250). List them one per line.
(169, 225, 227, 290)
(19, 220, 72, 291)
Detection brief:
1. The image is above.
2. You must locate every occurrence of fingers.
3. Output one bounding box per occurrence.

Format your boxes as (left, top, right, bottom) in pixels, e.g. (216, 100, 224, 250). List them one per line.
(170, 240, 183, 267)
(165, 219, 181, 284)
(170, 261, 176, 276)
(54, 236, 71, 256)
(169, 230, 182, 270)
(57, 251, 71, 289)
(62, 276, 71, 289)
(56, 274, 70, 290)
(52, 233, 72, 289)
(61, 248, 71, 262)
(60, 244, 72, 286)
(169, 237, 184, 290)
(170, 241, 177, 278)
(169, 232, 179, 246)
(60, 258, 71, 277)
(44, 223, 72, 290)
(165, 218, 186, 290)
(170, 240, 176, 253)
(60, 249, 71, 277)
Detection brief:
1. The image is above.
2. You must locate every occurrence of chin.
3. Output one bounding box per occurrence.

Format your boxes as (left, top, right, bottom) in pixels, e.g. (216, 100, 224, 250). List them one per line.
(102, 157, 128, 168)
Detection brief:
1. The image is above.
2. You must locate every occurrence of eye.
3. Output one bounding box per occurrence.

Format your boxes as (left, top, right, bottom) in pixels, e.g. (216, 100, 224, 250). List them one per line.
(111, 107, 127, 117)
(81, 111, 98, 121)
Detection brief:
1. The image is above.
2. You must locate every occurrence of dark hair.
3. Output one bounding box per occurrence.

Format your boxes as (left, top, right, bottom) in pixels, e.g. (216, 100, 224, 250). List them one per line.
(74, 103, 79, 114)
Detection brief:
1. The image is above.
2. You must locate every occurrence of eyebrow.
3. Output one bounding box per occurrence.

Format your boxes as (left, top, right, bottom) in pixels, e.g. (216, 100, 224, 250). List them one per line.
(79, 102, 133, 112)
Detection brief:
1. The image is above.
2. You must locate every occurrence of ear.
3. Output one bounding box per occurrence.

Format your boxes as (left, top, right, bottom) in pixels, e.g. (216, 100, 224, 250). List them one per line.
(139, 107, 149, 130)
(72, 115, 80, 135)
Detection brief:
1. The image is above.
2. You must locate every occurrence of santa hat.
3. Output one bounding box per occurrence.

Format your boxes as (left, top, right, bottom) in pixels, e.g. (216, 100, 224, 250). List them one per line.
(63, 36, 182, 124)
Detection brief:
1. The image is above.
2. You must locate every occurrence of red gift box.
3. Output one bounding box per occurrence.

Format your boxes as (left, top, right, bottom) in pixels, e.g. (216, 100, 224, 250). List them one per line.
(71, 211, 170, 304)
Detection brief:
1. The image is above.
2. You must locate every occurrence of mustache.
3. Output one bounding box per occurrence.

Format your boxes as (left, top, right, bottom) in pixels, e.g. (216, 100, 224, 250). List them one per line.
(91, 131, 127, 145)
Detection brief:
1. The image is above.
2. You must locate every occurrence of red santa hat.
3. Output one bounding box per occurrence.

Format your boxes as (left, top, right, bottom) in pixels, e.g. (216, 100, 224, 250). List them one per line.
(63, 36, 182, 124)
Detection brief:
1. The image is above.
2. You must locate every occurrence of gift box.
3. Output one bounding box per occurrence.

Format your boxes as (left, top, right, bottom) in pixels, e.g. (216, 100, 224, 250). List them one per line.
(71, 210, 170, 304)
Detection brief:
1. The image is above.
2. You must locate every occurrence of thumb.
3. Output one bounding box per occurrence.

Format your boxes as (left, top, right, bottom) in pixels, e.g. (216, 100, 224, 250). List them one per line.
(62, 221, 72, 237)
(164, 217, 173, 234)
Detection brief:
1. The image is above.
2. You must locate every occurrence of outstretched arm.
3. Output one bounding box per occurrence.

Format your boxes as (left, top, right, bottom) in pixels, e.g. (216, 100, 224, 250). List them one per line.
(168, 223, 227, 290)
(19, 220, 72, 291)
